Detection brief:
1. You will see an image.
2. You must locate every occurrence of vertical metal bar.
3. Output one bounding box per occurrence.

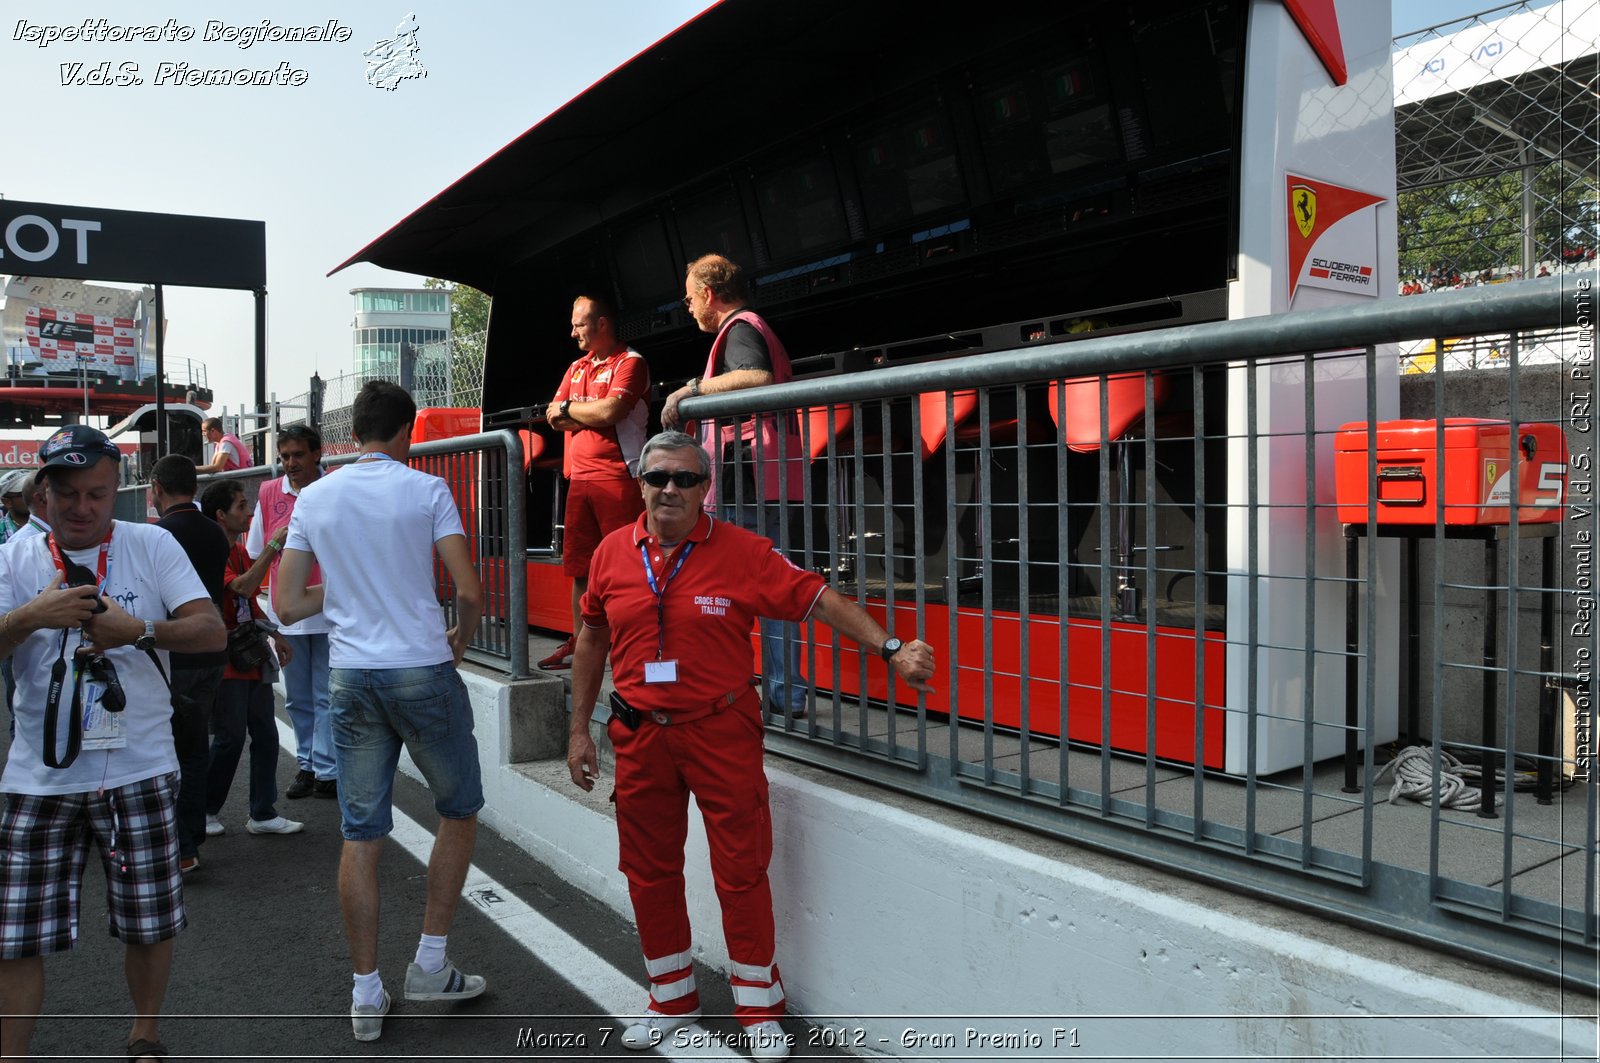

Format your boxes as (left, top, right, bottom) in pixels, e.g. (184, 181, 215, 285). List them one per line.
(1244, 358, 1260, 851)
(1191, 367, 1208, 831)
(1055, 381, 1071, 805)
(1097, 375, 1113, 811)
(1499, 349, 1523, 911)
(853, 408, 869, 742)
(800, 404, 816, 737)
(1537, 534, 1555, 803)
(910, 394, 928, 767)
(1302, 351, 1318, 862)
(1015, 382, 1032, 793)
(979, 387, 996, 785)
(1360, 347, 1378, 879)
(1429, 334, 1447, 888)
(945, 390, 960, 768)
(881, 396, 898, 755)
(1142, 371, 1158, 826)
(827, 405, 843, 732)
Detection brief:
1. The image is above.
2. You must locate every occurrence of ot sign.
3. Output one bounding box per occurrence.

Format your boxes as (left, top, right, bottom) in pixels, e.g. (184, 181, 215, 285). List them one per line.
(0, 214, 101, 266)
(0, 199, 265, 290)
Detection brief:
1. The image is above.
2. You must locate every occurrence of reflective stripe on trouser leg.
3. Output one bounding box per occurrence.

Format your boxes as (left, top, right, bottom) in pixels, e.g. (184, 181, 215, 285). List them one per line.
(674, 700, 784, 1023)
(644, 949, 697, 1007)
(612, 718, 700, 1017)
(730, 962, 785, 1021)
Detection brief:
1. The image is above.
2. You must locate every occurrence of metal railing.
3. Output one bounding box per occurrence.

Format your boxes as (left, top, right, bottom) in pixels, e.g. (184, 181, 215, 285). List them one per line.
(117, 429, 527, 678)
(678, 276, 1599, 989)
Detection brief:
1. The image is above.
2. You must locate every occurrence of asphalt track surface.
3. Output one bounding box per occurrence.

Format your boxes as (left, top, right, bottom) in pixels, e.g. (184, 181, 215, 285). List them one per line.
(1, 701, 837, 1062)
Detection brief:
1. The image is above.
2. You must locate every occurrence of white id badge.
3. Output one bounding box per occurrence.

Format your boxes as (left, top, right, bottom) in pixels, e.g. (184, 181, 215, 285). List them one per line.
(80, 683, 127, 750)
(644, 659, 679, 684)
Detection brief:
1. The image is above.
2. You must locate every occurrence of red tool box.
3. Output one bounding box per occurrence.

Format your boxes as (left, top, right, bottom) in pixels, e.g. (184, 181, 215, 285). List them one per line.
(1334, 418, 1569, 525)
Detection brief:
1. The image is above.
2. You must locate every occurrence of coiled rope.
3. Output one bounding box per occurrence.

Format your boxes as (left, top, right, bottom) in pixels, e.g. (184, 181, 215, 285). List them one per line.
(1372, 745, 1501, 812)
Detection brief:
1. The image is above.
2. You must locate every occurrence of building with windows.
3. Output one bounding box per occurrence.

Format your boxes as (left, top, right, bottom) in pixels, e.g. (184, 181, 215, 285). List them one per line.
(350, 287, 449, 375)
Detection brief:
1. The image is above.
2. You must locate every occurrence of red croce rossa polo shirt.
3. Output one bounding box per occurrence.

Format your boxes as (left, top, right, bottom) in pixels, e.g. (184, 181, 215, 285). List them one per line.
(580, 512, 825, 710)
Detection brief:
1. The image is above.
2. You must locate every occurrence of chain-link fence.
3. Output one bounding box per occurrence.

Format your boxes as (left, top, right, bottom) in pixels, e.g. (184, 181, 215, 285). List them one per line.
(279, 329, 486, 452)
(1394, 0, 1598, 296)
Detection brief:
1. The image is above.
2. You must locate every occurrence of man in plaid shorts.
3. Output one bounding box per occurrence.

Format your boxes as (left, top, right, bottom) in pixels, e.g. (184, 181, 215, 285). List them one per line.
(0, 425, 226, 1061)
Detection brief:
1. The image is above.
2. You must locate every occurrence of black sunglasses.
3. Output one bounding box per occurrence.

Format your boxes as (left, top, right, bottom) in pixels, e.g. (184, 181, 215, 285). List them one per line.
(640, 470, 709, 489)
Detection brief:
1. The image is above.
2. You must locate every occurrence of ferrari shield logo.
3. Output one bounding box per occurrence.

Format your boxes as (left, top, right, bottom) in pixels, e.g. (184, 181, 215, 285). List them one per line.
(1292, 185, 1317, 239)
(1485, 460, 1498, 487)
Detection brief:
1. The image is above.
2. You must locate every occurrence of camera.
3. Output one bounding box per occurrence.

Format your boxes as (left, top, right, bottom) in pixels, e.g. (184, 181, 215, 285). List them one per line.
(77, 651, 125, 712)
(63, 562, 108, 614)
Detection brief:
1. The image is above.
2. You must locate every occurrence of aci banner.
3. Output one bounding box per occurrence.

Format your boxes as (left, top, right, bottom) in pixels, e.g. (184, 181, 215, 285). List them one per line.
(1285, 173, 1385, 304)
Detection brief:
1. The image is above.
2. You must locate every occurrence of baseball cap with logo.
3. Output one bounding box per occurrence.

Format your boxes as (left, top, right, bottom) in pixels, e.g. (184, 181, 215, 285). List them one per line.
(38, 425, 122, 469)
(0, 469, 31, 496)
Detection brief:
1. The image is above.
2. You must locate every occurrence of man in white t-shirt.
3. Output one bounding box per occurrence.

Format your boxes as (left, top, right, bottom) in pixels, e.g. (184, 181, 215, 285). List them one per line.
(0, 425, 226, 1062)
(275, 381, 486, 1045)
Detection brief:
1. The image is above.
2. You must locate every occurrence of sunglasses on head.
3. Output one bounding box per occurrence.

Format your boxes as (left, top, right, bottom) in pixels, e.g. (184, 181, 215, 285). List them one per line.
(640, 469, 709, 489)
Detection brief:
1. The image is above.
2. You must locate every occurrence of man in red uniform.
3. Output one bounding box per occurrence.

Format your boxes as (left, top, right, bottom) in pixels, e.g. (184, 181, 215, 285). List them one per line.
(539, 295, 651, 670)
(566, 431, 935, 1061)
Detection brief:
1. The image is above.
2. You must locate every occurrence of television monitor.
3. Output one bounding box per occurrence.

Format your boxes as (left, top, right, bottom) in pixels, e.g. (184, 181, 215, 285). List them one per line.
(754, 154, 850, 264)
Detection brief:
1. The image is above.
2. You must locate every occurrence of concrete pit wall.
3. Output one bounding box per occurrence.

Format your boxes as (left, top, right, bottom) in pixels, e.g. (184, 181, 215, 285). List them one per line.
(410, 665, 1593, 1061)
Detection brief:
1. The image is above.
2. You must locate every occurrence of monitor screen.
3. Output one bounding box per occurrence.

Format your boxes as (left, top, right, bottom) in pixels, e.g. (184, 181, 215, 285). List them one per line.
(612, 215, 676, 310)
(755, 154, 850, 264)
(675, 184, 753, 267)
(853, 109, 966, 231)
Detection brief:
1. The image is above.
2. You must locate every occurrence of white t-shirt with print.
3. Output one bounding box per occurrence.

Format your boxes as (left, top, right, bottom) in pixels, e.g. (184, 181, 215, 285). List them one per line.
(0, 520, 210, 795)
(284, 455, 465, 670)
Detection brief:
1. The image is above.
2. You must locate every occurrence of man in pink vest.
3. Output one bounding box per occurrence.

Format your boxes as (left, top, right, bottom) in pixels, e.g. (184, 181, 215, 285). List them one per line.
(662, 255, 808, 721)
(196, 417, 250, 474)
(247, 424, 335, 799)
(538, 295, 650, 670)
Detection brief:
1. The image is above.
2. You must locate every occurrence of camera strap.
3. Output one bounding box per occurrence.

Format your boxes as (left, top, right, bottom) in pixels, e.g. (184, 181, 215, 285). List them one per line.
(41, 631, 80, 770)
(47, 529, 113, 596)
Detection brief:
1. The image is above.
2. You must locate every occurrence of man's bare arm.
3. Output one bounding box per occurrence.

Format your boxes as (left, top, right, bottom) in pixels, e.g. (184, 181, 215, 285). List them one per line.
(273, 547, 324, 625)
(436, 533, 483, 665)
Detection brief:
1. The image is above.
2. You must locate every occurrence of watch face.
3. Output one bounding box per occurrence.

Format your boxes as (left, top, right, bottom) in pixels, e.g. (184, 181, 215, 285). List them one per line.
(881, 638, 902, 660)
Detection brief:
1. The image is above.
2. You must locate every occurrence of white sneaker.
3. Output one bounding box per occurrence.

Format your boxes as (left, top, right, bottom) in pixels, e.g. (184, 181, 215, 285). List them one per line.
(351, 989, 390, 1042)
(204, 815, 225, 836)
(621, 1007, 700, 1050)
(747, 1020, 791, 1061)
(246, 815, 304, 835)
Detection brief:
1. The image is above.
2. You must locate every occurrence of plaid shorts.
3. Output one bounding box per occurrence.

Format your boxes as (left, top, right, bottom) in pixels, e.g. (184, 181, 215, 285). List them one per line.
(0, 772, 186, 958)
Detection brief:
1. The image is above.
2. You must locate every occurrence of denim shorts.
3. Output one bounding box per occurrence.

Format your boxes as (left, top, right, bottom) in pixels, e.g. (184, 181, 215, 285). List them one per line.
(329, 663, 484, 841)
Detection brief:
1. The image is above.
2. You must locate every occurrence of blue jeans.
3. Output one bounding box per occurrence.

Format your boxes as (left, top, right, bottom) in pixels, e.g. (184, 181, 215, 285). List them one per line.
(284, 632, 334, 780)
(329, 663, 483, 841)
(724, 504, 809, 715)
(206, 677, 281, 822)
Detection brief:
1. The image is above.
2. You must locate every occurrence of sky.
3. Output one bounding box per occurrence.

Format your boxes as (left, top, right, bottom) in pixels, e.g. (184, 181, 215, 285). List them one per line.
(0, 0, 1547, 421)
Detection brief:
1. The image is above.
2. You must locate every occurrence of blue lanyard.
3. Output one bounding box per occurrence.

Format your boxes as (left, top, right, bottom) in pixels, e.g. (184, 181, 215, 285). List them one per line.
(640, 539, 694, 660)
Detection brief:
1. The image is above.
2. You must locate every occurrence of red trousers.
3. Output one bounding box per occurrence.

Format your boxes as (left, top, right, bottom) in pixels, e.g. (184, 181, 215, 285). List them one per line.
(609, 692, 785, 1024)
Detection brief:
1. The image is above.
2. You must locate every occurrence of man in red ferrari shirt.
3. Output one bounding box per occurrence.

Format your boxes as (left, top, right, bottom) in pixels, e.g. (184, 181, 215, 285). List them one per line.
(539, 295, 650, 670)
(566, 431, 935, 1061)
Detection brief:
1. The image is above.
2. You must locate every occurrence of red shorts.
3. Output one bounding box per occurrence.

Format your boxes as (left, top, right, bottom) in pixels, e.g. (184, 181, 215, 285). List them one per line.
(563, 477, 645, 578)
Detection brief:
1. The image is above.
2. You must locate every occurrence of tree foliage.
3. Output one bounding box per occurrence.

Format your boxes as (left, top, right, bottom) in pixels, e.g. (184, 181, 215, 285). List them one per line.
(1398, 163, 1598, 280)
(423, 277, 491, 338)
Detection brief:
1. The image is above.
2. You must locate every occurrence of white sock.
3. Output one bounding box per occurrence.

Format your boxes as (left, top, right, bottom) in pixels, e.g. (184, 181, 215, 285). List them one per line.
(352, 969, 384, 1008)
(414, 933, 448, 974)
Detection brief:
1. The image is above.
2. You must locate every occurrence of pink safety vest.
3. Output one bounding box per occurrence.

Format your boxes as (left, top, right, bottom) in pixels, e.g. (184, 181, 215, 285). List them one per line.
(217, 432, 250, 470)
(256, 474, 321, 590)
(698, 309, 805, 510)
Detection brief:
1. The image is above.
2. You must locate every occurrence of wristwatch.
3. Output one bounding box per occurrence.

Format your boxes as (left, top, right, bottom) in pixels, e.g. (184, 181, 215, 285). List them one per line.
(559, 399, 573, 420)
(688, 377, 701, 396)
(879, 637, 903, 662)
(134, 620, 157, 652)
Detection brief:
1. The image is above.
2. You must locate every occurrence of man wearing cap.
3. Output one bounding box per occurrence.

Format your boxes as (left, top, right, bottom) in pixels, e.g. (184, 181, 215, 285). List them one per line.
(0, 470, 31, 543)
(566, 430, 936, 1061)
(0, 424, 226, 1062)
(6, 472, 50, 547)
